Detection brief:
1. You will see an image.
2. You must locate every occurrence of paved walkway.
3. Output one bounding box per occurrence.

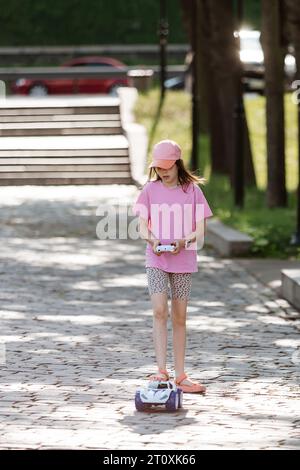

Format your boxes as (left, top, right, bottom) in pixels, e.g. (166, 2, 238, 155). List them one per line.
(0, 185, 299, 450)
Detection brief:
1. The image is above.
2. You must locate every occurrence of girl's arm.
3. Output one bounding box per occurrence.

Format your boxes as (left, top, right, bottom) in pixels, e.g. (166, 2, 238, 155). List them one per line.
(138, 217, 162, 256)
(174, 219, 207, 250)
(138, 216, 159, 247)
(187, 219, 206, 244)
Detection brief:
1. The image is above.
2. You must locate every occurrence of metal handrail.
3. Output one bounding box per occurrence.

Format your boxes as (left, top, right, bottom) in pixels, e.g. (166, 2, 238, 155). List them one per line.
(0, 65, 185, 80)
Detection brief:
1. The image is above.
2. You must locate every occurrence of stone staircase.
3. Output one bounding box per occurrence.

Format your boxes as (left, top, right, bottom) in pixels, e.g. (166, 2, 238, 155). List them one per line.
(0, 96, 134, 185)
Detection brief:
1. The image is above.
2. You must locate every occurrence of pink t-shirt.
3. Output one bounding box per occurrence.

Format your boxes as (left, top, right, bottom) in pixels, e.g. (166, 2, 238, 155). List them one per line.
(132, 180, 213, 273)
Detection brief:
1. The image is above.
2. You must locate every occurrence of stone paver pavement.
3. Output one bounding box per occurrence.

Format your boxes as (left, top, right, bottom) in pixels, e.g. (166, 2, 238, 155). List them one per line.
(0, 185, 299, 450)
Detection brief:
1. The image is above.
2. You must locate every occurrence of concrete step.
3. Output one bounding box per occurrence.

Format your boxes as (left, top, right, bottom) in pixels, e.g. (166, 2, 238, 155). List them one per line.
(0, 121, 121, 130)
(206, 218, 253, 256)
(0, 96, 120, 116)
(0, 170, 132, 178)
(0, 156, 129, 164)
(0, 113, 121, 122)
(0, 163, 130, 172)
(0, 176, 134, 185)
(0, 134, 128, 150)
(0, 96, 119, 107)
(0, 135, 131, 185)
(281, 269, 300, 311)
(0, 97, 134, 186)
(0, 149, 129, 157)
(0, 106, 120, 116)
(0, 121, 123, 136)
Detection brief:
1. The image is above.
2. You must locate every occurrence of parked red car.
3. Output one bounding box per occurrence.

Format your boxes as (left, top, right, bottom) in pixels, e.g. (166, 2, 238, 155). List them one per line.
(11, 56, 129, 96)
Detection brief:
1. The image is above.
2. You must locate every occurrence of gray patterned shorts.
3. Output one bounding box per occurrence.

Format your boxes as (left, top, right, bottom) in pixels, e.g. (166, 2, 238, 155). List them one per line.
(146, 267, 192, 300)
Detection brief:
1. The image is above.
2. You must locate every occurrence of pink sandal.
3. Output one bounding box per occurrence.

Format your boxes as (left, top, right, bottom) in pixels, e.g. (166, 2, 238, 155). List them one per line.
(148, 368, 170, 381)
(175, 372, 206, 394)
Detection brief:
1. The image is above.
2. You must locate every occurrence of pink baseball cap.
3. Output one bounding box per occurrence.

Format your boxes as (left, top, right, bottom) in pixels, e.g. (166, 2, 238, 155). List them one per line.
(149, 139, 182, 169)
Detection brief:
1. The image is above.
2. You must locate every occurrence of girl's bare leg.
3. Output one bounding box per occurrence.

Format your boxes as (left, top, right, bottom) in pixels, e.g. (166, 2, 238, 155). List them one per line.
(150, 292, 169, 373)
(171, 297, 188, 378)
(172, 297, 203, 387)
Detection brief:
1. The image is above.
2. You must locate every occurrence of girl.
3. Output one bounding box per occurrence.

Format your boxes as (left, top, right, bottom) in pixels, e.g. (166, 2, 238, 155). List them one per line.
(132, 139, 213, 393)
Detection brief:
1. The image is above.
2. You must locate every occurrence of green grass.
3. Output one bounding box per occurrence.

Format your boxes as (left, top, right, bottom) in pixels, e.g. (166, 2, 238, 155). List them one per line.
(134, 87, 192, 166)
(244, 93, 298, 191)
(135, 86, 300, 259)
(204, 174, 299, 259)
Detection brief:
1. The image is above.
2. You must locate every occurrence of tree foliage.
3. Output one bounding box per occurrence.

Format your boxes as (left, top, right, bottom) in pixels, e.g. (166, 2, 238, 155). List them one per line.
(0, 0, 186, 45)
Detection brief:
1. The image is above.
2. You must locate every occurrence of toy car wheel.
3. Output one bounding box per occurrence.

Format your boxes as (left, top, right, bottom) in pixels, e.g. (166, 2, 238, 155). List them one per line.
(177, 389, 183, 408)
(165, 390, 179, 411)
(135, 391, 151, 412)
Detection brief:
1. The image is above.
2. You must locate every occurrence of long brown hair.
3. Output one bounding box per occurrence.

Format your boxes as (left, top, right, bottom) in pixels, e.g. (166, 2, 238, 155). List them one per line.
(140, 159, 206, 192)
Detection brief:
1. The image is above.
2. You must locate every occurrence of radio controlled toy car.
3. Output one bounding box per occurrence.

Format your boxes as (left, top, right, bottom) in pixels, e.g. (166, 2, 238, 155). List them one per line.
(135, 380, 183, 411)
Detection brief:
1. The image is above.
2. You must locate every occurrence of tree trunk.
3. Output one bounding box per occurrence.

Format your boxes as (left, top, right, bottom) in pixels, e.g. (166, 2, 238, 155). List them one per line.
(180, 0, 209, 133)
(180, 0, 255, 185)
(201, 0, 228, 174)
(202, 0, 256, 185)
(196, 0, 210, 134)
(284, 0, 300, 237)
(284, 1, 300, 80)
(261, 0, 287, 207)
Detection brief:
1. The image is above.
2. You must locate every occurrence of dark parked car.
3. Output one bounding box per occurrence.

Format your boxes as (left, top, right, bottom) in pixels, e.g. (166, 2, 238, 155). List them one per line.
(238, 29, 295, 93)
(165, 30, 296, 93)
(11, 56, 129, 96)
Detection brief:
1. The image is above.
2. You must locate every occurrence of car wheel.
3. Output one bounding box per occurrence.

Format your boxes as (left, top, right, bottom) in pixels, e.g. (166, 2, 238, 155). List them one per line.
(177, 389, 183, 408)
(29, 84, 49, 96)
(135, 391, 150, 412)
(165, 391, 179, 411)
(109, 83, 125, 97)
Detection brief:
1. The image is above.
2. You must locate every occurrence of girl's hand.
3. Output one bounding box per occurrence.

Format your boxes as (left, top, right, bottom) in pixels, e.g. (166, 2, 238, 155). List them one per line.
(170, 239, 185, 255)
(152, 240, 162, 256)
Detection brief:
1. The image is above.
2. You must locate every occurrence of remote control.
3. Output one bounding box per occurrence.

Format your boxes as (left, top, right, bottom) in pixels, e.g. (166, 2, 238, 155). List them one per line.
(155, 244, 176, 253)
